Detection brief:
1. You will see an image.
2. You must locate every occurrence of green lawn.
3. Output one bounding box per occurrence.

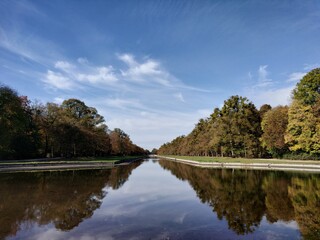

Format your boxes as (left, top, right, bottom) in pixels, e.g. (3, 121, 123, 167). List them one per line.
(159, 155, 320, 165)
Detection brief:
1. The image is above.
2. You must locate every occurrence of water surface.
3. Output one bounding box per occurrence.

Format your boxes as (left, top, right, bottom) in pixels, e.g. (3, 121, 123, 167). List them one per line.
(1, 158, 319, 239)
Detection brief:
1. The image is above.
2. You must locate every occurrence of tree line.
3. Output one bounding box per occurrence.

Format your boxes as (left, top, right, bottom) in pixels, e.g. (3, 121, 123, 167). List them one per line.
(158, 68, 320, 159)
(0, 86, 146, 160)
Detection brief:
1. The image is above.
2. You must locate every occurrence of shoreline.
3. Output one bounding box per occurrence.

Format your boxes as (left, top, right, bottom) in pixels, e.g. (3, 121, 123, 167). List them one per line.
(0, 157, 145, 173)
(157, 155, 320, 172)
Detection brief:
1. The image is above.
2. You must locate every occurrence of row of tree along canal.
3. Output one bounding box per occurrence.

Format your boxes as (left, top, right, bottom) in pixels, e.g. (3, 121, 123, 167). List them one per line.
(0, 86, 146, 160)
(158, 68, 320, 160)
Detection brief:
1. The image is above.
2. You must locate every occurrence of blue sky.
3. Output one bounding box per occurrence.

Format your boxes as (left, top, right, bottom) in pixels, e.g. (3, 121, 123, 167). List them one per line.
(1, 0, 320, 150)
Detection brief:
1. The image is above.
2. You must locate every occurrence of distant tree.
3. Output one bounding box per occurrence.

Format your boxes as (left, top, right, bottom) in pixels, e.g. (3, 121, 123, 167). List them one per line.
(261, 106, 289, 157)
(110, 128, 130, 155)
(259, 104, 272, 118)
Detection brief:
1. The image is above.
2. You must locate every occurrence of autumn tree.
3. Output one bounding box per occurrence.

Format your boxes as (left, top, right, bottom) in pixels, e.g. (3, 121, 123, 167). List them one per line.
(261, 106, 289, 157)
(285, 68, 320, 156)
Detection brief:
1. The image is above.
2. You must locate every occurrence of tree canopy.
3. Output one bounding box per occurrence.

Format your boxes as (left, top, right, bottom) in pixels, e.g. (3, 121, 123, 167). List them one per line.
(0, 85, 146, 160)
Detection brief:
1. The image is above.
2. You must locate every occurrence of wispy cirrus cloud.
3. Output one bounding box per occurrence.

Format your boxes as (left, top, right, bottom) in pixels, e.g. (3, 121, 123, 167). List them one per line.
(255, 65, 273, 88)
(286, 72, 306, 82)
(42, 53, 209, 94)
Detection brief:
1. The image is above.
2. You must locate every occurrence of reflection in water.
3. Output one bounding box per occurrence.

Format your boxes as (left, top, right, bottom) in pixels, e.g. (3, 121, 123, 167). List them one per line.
(0, 161, 142, 240)
(289, 176, 320, 239)
(1, 159, 320, 240)
(159, 159, 320, 239)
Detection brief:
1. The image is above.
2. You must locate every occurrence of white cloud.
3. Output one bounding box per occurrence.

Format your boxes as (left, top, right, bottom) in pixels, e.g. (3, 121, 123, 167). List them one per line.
(55, 61, 75, 72)
(118, 53, 136, 66)
(43, 70, 74, 90)
(118, 53, 173, 87)
(43, 60, 118, 89)
(286, 72, 306, 82)
(104, 98, 144, 110)
(78, 66, 118, 84)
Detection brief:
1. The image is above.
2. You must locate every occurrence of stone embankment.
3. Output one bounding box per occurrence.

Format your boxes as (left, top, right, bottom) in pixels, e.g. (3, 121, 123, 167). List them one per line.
(0, 157, 144, 173)
(158, 156, 320, 172)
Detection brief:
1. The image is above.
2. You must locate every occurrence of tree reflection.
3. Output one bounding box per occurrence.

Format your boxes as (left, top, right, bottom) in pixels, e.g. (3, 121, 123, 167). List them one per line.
(0, 161, 142, 239)
(289, 176, 320, 239)
(159, 159, 320, 237)
(262, 173, 294, 222)
(159, 160, 266, 234)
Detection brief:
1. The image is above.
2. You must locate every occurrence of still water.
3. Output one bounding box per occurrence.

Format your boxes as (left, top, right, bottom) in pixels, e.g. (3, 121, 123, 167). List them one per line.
(1, 158, 319, 240)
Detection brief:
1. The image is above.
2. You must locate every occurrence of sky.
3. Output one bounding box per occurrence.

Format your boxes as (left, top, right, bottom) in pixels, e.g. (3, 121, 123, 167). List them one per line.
(1, 0, 320, 150)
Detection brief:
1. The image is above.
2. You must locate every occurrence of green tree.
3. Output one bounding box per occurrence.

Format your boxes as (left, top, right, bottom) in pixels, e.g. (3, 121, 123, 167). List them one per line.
(293, 68, 320, 105)
(219, 95, 262, 157)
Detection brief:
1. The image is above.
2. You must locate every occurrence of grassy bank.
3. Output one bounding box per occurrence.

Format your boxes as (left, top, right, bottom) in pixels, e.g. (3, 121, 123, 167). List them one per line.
(158, 155, 320, 165)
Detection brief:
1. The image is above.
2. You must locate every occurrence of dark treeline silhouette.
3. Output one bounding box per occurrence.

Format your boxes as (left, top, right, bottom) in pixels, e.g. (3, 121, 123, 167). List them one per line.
(0, 161, 142, 239)
(0, 86, 146, 160)
(158, 68, 320, 159)
(159, 159, 320, 238)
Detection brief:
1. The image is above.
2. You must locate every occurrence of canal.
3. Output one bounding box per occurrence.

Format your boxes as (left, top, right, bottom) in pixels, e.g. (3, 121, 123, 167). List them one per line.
(1, 158, 319, 239)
